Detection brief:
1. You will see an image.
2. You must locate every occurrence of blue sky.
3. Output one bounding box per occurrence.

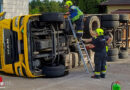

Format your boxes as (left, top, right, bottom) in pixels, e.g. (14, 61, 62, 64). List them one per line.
(29, 0, 63, 2)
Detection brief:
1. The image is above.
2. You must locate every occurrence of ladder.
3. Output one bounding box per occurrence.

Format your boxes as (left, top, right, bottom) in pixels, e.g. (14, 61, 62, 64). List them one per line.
(68, 17, 94, 73)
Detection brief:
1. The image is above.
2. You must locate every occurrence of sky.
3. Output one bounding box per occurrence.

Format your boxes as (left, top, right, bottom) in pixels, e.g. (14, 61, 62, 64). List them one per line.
(29, 0, 63, 2)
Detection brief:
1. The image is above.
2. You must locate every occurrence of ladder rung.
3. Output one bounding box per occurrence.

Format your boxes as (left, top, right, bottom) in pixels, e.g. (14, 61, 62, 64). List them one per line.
(79, 42, 83, 44)
(83, 54, 87, 56)
(80, 48, 85, 50)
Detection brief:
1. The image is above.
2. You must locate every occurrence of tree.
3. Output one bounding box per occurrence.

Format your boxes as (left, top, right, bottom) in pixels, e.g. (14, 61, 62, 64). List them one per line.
(29, 0, 66, 14)
(29, 0, 106, 14)
(29, 0, 42, 14)
(48, 1, 61, 12)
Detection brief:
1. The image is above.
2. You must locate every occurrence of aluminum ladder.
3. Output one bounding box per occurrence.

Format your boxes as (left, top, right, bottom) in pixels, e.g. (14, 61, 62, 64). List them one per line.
(68, 17, 94, 73)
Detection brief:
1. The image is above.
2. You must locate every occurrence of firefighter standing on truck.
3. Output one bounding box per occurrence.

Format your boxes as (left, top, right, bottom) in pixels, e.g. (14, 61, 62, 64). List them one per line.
(84, 28, 110, 79)
(65, 0, 84, 40)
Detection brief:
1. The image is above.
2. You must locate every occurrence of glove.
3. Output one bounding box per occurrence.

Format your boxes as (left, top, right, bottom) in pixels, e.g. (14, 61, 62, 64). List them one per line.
(86, 44, 95, 50)
(86, 46, 90, 50)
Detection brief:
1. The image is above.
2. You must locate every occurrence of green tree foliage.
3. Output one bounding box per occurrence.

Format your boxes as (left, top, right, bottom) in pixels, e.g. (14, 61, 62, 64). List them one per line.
(30, 0, 106, 14)
(29, 0, 41, 14)
(29, 0, 66, 14)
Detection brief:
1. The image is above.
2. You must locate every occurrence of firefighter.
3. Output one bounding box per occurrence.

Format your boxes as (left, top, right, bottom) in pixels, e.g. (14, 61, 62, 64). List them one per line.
(84, 28, 111, 79)
(65, 0, 84, 40)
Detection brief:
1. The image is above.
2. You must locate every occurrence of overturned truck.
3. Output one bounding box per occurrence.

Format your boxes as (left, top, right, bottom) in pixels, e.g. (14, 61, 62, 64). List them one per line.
(0, 13, 71, 77)
(0, 13, 129, 77)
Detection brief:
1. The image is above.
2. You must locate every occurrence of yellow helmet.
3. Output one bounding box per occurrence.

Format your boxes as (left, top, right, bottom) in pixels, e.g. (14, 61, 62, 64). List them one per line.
(96, 28, 104, 36)
(65, 0, 73, 7)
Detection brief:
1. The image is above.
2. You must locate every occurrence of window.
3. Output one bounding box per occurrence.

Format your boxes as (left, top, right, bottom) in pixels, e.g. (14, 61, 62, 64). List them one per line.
(0, 0, 3, 12)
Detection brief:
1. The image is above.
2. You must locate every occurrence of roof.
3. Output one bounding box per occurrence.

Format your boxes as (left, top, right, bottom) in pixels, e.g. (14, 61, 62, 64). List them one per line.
(101, 0, 130, 5)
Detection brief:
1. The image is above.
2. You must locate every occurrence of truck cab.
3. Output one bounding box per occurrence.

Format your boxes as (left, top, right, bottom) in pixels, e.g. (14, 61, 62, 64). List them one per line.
(0, 13, 69, 77)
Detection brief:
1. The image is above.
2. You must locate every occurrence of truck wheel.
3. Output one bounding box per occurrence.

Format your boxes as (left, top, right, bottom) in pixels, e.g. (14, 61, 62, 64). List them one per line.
(119, 50, 128, 59)
(107, 55, 118, 62)
(101, 21, 119, 28)
(84, 16, 100, 38)
(42, 65, 65, 77)
(39, 13, 64, 23)
(108, 48, 119, 56)
(72, 52, 79, 68)
(119, 14, 129, 23)
(62, 53, 71, 69)
(101, 14, 119, 21)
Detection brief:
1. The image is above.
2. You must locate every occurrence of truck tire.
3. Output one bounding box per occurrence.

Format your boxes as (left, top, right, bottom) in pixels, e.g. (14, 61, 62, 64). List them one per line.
(39, 13, 64, 23)
(101, 14, 119, 21)
(108, 48, 119, 56)
(119, 50, 128, 59)
(101, 21, 119, 28)
(119, 14, 129, 23)
(72, 52, 79, 68)
(84, 16, 100, 38)
(42, 65, 65, 77)
(69, 53, 73, 69)
(63, 54, 71, 69)
(107, 55, 118, 62)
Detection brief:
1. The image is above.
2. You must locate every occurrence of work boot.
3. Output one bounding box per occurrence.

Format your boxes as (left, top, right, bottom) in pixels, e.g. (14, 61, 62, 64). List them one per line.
(100, 74, 106, 78)
(91, 75, 100, 79)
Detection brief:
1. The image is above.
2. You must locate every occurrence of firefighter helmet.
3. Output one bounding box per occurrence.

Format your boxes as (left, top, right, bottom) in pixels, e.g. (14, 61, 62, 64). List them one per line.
(65, 0, 73, 7)
(96, 28, 104, 36)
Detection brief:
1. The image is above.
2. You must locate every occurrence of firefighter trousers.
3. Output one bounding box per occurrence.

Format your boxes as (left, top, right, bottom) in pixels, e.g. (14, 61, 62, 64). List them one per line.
(94, 51, 107, 76)
(74, 15, 84, 38)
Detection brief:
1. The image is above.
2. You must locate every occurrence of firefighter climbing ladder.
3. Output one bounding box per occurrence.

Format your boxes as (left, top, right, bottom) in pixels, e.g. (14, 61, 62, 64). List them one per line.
(68, 17, 94, 73)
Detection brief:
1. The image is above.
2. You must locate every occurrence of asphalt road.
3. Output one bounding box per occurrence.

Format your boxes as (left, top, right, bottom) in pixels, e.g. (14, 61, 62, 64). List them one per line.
(0, 51, 130, 90)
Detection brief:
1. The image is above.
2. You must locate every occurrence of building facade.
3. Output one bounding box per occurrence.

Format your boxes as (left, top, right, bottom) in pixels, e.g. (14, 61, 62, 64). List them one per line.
(0, 0, 29, 18)
(107, 5, 130, 14)
(101, 0, 130, 14)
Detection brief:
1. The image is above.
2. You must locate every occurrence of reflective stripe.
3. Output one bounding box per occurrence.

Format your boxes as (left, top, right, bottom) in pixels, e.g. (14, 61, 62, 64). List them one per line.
(77, 30, 83, 33)
(101, 70, 106, 74)
(72, 15, 80, 22)
(106, 46, 108, 52)
(77, 32, 83, 34)
(95, 72, 100, 75)
(105, 65, 107, 70)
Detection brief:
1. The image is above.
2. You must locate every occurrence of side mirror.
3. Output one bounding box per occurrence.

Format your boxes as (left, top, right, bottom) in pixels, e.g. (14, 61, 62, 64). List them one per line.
(0, 12, 6, 20)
